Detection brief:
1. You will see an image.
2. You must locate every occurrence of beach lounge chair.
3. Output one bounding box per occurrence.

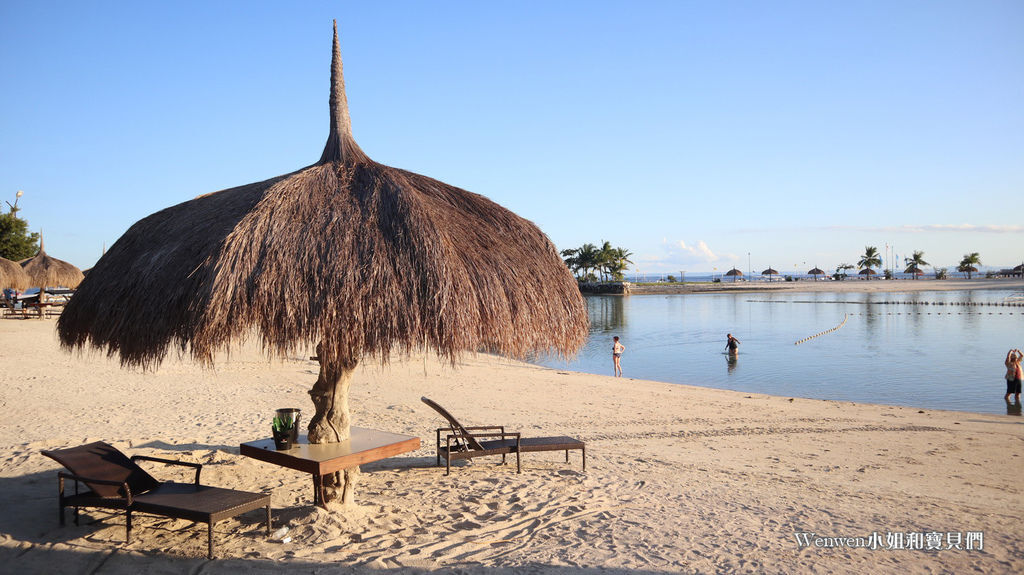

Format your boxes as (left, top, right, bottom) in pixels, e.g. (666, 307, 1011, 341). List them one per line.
(41, 441, 271, 559)
(421, 397, 585, 475)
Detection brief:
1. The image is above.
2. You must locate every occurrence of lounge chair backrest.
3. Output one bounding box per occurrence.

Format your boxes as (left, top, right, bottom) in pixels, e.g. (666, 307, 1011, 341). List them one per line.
(41, 441, 161, 498)
(421, 397, 484, 452)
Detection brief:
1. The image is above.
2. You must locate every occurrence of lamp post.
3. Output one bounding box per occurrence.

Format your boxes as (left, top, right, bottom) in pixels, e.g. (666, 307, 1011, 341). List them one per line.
(5, 190, 23, 215)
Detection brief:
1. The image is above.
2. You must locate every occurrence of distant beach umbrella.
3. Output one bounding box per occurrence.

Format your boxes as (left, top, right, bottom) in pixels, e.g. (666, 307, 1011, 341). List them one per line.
(904, 265, 924, 279)
(858, 268, 877, 279)
(20, 237, 84, 292)
(725, 268, 743, 282)
(58, 21, 587, 504)
(807, 267, 826, 280)
(761, 267, 778, 282)
(0, 256, 31, 290)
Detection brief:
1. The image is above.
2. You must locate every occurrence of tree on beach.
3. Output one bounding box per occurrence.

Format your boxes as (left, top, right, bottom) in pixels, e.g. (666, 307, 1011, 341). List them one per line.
(601, 243, 633, 281)
(0, 210, 40, 262)
(561, 241, 632, 282)
(958, 252, 981, 279)
(903, 250, 929, 280)
(857, 246, 882, 277)
(834, 263, 854, 281)
(561, 243, 600, 281)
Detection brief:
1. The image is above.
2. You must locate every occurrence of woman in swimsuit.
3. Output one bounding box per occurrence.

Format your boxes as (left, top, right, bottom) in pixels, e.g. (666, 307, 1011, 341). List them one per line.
(612, 336, 625, 377)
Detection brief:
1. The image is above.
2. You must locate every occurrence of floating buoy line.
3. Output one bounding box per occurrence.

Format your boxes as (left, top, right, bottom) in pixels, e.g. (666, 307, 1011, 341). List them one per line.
(749, 299, 1020, 317)
(795, 313, 848, 346)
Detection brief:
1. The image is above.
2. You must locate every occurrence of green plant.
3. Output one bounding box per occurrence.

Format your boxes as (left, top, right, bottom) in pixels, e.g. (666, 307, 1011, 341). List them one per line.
(272, 414, 295, 433)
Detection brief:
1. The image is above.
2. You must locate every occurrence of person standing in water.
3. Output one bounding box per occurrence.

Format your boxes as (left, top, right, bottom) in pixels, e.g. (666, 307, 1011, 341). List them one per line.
(725, 333, 741, 356)
(612, 336, 625, 377)
(1005, 348, 1022, 402)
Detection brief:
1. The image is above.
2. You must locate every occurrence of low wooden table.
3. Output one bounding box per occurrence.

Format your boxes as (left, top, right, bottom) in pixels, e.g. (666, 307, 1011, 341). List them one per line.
(240, 427, 420, 507)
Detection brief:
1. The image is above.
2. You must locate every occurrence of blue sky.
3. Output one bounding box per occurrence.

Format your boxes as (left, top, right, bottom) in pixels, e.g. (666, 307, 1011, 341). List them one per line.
(2, 1, 1022, 275)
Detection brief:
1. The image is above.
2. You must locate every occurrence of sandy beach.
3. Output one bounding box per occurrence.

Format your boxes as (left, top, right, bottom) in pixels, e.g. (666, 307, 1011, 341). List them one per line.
(1, 280, 1022, 574)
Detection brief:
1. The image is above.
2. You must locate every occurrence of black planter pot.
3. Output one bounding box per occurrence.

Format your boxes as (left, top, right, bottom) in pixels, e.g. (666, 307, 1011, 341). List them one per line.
(272, 429, 293, 450)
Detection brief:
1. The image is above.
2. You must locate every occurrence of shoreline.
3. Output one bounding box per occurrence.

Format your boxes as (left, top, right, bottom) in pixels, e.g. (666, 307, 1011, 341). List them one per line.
(2, 308, 1022, 573)
(617, 277, 1024, 295)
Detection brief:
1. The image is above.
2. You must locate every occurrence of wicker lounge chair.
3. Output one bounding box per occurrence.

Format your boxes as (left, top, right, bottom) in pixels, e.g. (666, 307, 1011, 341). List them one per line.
(41, 441, 271, 559)
(421, 397, 585, 475)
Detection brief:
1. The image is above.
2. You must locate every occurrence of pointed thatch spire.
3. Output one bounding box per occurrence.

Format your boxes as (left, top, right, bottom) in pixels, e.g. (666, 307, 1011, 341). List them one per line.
(319, 20, 368, 164)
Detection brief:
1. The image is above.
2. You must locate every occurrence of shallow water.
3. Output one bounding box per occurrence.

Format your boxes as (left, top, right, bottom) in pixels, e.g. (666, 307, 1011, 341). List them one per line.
(535, 290, 1024, 415)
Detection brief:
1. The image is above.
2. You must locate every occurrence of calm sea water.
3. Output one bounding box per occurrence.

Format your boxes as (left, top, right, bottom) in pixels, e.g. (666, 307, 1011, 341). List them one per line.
(535, 290, 1024, 415)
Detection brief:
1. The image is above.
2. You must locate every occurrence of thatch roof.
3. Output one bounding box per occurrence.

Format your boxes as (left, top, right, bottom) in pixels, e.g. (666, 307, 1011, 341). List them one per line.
(761, 268, 778, 276)
(807, 267, 825, 276)
(0, 256, 31, 290)
(858, 268, 877, 275)
(58, 22, 587, 370)
(20, 239, 84, 289)
(724, 268, 743, 276)
(904, 265, 924, 274)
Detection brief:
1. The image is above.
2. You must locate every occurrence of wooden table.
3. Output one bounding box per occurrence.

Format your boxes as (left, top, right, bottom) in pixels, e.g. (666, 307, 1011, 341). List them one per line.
(240, 427, 420, 507)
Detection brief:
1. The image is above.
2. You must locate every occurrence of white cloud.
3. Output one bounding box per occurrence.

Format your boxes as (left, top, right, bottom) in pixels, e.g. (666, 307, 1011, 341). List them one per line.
(814, 224, 1024, 234)
(635, 239, 733, 270)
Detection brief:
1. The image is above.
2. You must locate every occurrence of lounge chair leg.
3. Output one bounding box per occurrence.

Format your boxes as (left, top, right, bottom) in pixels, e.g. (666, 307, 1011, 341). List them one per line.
(445, 455, 451, 476)
(266, 505, 272, 535)
(208, 523, 215, 559)
(125, 510, 132, 544)
(565, 450, 569, 463)
(516, 450, 521, 474)
(74, 506, 79, 526)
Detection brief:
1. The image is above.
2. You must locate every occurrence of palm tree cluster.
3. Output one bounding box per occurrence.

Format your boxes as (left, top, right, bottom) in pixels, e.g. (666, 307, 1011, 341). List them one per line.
(854, 246, 984, 279)
(561, 241, 633, 282)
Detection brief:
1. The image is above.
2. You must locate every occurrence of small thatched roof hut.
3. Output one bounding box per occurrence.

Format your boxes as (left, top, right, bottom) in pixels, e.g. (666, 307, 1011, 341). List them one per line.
(58, 22, 587, 503)
(807, 267, 826, 280)
(724, 268, 743, 282)
(1, 256, 31, 290)
(20, 238, 84, 290)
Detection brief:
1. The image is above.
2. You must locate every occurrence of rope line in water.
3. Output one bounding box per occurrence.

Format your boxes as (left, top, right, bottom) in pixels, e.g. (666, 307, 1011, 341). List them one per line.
(795, 313, 849, 346)
(749, 299, 1024, 307)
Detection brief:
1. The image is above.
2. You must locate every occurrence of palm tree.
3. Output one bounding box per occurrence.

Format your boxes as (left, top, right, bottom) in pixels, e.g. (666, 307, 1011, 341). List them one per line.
(605, 247, 633, 281)
(903, 250, 929, 280)
(958, 252, 981, 279)
(857, 246, 882, 278)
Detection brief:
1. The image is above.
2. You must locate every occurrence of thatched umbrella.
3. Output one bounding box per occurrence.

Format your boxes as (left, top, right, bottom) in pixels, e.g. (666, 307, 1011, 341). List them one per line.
(904, 265, 924, 279)
(760, 267, 778, 282)
(21, 237, 84, 302)
(58, 22, 587, 504)
(858, 268, 877, 279)
(1, 256, 31, 292)
(807, 267, 826, 281)
(724, 268, 743, 282)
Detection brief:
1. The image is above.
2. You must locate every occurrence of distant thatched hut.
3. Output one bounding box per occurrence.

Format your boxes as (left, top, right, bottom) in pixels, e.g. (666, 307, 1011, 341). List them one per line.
(1, 256, 31, 290)
(58, 22, 587, 504)
(20, 239, 83, 299)
(725, 268, 743, 282)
